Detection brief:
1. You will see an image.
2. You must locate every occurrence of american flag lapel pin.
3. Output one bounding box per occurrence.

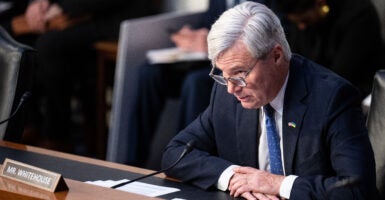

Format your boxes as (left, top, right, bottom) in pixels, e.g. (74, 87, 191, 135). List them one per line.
(288, 122, 296, 128)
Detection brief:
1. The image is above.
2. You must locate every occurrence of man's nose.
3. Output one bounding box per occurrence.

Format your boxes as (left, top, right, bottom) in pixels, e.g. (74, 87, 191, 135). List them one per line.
(227, 82, 241, 94)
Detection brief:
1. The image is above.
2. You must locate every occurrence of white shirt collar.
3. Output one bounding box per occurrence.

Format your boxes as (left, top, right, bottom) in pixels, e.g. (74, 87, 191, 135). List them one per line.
(268, 72, 289, 116)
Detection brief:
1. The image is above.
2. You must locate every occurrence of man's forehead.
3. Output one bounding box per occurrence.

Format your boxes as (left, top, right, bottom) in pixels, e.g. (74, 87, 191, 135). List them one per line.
(215, 45, 253, 68)
(216, 58, 245, 72)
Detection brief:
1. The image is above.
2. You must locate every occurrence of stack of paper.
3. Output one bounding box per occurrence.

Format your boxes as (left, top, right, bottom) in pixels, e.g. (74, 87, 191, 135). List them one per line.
(85, 179, 180, 197)
(146, 47, 208, 64)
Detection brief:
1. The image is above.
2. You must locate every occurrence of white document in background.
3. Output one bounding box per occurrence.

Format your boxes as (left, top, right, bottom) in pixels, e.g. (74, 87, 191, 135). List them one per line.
(85, 179, 180, 197)
(146, 47, 208, 64)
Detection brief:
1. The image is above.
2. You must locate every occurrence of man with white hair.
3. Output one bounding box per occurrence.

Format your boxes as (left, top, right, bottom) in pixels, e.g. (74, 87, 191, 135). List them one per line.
(162, 2, 378, 199)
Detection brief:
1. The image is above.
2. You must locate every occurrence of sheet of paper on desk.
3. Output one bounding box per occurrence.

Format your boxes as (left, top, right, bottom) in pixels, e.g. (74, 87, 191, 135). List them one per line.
(85, 179, 180, 197)
(146, 47, 208, 64)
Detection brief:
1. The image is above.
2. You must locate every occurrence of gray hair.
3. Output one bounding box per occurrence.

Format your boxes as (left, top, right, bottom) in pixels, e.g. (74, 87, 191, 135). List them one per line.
(207, 1, 291, 64)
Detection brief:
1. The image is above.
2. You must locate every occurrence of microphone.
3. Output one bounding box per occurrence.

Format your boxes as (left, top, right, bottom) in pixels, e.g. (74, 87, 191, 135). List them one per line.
(111, 140, 196, 189)
(0, 91, 32, 125)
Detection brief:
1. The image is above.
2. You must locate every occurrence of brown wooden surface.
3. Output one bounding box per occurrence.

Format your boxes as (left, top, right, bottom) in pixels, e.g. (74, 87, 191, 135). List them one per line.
(94, 41, 118, 58)
(0, 141, 165, 178)
(0, 141, 165, 200)
(0, 176, 161, 200)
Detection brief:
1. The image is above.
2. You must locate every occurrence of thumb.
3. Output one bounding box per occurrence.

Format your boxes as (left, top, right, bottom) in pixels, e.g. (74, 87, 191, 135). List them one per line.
(233, 166, 255, 174)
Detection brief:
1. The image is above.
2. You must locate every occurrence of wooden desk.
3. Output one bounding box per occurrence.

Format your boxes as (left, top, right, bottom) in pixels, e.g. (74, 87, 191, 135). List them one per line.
(0, 141, 159, 200)
(0, 177, 157, 200)
(0, 141, 161, 177)
(0, 141, 233, 200)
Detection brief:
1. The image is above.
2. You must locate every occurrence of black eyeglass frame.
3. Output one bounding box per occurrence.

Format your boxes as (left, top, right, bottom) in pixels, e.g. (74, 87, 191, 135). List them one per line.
(209, 62, 257, 87)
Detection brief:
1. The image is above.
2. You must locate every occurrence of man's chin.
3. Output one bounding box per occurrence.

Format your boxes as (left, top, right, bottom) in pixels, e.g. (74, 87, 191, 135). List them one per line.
(240, 102, 257, 109)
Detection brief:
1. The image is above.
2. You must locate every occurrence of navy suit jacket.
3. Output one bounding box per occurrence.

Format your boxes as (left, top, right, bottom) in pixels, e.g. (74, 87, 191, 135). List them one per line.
(162, 55, 378, 199)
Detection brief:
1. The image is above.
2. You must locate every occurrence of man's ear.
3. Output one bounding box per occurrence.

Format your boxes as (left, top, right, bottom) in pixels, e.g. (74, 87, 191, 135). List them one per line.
(272, 44, 283, 63)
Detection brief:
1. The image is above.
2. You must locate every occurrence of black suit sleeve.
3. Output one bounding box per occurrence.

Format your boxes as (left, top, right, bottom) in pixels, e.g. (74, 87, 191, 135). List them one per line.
(162, 83, 234, 190)
(290, 81, 378, 199)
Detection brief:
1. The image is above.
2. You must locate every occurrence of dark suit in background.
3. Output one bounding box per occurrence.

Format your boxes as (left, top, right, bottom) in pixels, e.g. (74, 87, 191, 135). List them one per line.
(33, 0, 151, 154)
(0, 0, 27, 32)
(0, 0, 37, 45)
(283, 0, 384, 98)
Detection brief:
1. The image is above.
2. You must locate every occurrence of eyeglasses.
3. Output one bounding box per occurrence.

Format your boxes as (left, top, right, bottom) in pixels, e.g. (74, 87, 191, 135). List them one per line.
(209, 62, 256, 87)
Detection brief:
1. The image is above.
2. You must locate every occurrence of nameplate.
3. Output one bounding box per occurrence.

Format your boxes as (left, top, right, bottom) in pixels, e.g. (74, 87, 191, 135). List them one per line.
(0, 158, 68, 192)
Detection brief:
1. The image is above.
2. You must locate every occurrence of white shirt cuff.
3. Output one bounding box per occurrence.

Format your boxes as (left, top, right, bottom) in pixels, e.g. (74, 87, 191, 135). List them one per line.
(216, 165, 239, 191)
(279, 175, 298, 199)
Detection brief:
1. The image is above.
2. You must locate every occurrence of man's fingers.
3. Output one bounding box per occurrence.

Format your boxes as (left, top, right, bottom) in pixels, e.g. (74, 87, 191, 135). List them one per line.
(241, 192, 257, 200)
(253, 193, 272, 200)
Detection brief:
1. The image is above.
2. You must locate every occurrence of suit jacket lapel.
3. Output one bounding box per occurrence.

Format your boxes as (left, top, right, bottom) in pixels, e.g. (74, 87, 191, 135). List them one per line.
(233, 55, 309, 171)
(235, 102, 259, 167)
(282, 56, 308, 174)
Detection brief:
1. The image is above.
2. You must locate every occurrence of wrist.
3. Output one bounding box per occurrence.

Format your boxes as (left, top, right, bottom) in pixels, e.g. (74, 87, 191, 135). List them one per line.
(274, 175, 286, 195)
(279, 175, 298, 199)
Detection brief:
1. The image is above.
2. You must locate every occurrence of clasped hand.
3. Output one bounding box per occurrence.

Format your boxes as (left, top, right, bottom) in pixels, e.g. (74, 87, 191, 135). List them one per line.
(170, 25, 209, 53)
(229, 167, 285, 200)
(25, 0, 87, 33)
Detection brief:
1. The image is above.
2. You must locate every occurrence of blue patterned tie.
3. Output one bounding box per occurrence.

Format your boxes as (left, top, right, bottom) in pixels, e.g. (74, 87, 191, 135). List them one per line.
(264, 104, 284, 175)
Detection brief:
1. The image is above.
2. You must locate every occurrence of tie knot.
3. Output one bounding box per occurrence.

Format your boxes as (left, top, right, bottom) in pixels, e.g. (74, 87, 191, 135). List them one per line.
(264, 104, 275, 118)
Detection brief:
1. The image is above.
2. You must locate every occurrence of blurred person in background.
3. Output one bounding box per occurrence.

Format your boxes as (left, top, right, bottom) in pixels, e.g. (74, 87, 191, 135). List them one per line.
(24, 0, 152, 155)
(0, 0, 38, 45)
(279, 0, 385, 99)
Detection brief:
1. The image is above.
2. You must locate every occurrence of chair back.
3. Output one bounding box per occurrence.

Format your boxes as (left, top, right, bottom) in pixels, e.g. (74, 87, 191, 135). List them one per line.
(366, 70, 385, 199)
(0, 26, 36, 141)
(107, 11, 205, 163)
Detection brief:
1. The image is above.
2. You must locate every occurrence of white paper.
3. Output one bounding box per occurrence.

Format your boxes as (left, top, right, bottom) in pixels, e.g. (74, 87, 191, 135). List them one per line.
(85, 179, 180, 197)
(146, 47, 208, 64)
